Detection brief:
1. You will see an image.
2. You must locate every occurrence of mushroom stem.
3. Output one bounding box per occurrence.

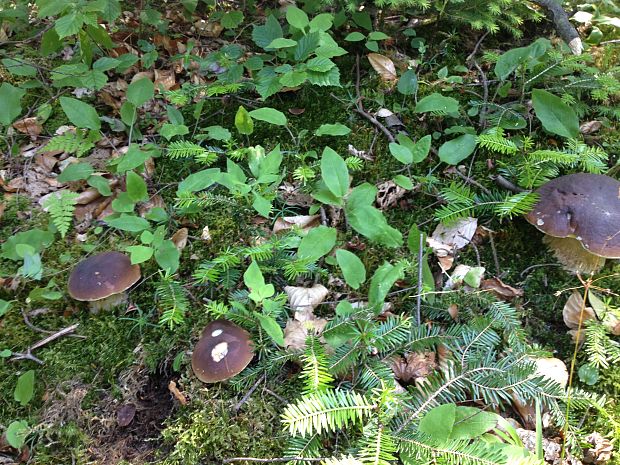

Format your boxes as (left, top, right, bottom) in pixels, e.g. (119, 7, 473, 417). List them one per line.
(543, 236, 606, 274)
(88, 292, 127, 314)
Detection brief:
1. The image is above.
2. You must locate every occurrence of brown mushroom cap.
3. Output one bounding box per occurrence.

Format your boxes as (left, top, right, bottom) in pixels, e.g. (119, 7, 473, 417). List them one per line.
(191, 320, 254, 383)
(68, 251, 141, 301)
(525, 173, 620, 259)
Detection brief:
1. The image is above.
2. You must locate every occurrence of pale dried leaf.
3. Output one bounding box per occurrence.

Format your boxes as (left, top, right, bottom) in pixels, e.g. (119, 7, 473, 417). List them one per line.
(376, 108, 394, 118)
(580, 120, 602, 135)
(584, 432, 613, 464)
(447, 303, 458, 320)
(201, 225, 212, 242)
(283, 318, 328, 350)
(168, 380, 188, 405)
(481, 277, 523, 301)
(13, 117, 42, 137)
(431, 217, 477, 251)
(171, 227, 188, 251)
(154, 69, 176, 92)
(285, 284, 329, 321)
(273, 215, 321, 234)
(389, 351, 436, 383)
(376, 180, 406, 210)
(368, 53, 397, 82)
(563, 292, 596, 330)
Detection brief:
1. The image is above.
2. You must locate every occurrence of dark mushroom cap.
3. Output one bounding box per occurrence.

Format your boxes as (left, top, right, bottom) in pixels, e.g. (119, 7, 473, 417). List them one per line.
(191, 320, 254, 383)
(525, 173, 620, 259)
(68, 252, 141, 301)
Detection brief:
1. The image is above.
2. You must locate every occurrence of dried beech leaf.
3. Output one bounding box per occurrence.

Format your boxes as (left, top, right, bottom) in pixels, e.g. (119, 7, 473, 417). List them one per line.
(13, 117, 42, 137)
(430, 217, 477, 251)
(584, 432, 613, 464)
(480, 277, 523, 301)
(375, 180, 406, 210)
(367, 53, 397, 82)
(447, 303, 458, 320)
(580, 120, 602, 135)
(563, 291, 596, 330)
(389, 351, 436, 384)
(285, 284, 329, 321)
(283, 318, 328, 351)
(273, 215, 321, 234)
(171, 227, 188, 251)
(201, 225, 211, 242)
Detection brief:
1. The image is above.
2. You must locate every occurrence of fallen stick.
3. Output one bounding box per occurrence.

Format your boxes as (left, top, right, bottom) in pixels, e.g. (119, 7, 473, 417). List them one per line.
(10, 323, 80, 364)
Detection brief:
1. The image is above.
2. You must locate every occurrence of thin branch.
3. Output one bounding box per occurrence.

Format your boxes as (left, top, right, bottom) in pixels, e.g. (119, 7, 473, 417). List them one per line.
(222, 457, 325, 464)
(10, 323, 80, 364)
(531, 0, 582, 55)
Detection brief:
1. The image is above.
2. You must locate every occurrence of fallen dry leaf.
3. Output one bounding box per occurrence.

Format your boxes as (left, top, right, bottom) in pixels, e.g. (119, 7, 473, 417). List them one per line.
(13, 117, 42, 137)
(481, 277, 523, 301)
(288, 108, 305, 115)
(580, 120, 602, 135)
(201, 225, 212, 242)
(368, 53, 397, 82)
(389, 351, 436, 384)
(154, 68, 177, 92)
(285, 284, 329, 321)
(116, 403, 136, 427)
(273, 215, 321, 234)
(277, 182, 314, 207)
(171, 227, 189, 251)
(283, 318, 328, 351)
(447, 303, 458, 320)
(376, 180, 406, 210)
(563, 291, 596, 330)
(168, 380, 188, 405)
(584, 432, 613, 464)
(430, 217, 478, 251)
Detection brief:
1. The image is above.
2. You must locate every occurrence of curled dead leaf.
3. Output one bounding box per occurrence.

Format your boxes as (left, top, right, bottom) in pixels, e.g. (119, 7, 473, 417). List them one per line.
(584, 432, 613, 464)
(171, 227, 188, 251)
(368, 53, 397, 82)
(168, 380, 188, 405)
(376, 180, 406, 210)
(285, 284, 329, 321)
(389, 351, 436, 384)
(480, 277, 523, 301)
(283, 318, 328, 351)
(580, 120, 602, 135)
(201, 225, 212, 242)
(13, 117, 42, 137)
(273, 215, 321, 234)
(563, 291, 596, 330)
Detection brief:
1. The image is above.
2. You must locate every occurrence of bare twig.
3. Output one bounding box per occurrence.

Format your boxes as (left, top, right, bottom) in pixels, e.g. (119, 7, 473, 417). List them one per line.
(233, 374, 266, 413)
(492, 175, 526, 193)
(10, 323, 80, 364)
(488, 232, 501, 276)
(354, 54, 396, 143)
(531, 0, 582, 54)
(222, 457, 325, 464)
(415, 233, 424, 325)
(453, 170, 492, 195)
(22, 309, 86, 338)
(465, 32, 490, 63)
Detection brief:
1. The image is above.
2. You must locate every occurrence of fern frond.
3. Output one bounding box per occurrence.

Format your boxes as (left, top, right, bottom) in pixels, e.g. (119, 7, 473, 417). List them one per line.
(491, 191, 538, 218)
(476, 130, 518, 155)
(358, 419, 397, 465)
(301, 336, 334, 394)
(285, 434, 323, 465)
(45, 129, 96, 156)
(155, 274, 189, 329)
(282, 389, 376, 437)
(167, 140, 208, 159)
(43, 190, 79, 238)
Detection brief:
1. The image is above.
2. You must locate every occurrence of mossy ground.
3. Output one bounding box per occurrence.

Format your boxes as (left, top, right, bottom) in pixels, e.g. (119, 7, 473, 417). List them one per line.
(1, 21, 619, 465)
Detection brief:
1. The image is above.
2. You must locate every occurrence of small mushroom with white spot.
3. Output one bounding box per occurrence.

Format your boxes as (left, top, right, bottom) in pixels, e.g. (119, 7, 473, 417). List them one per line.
(191, 320, 254, 383)
(525, 173, 620, 274)
(68, 251, 141, 313)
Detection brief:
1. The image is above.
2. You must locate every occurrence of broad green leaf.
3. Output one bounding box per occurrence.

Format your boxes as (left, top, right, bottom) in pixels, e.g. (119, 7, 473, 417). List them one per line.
(0, 299, 11, 317)
(344, 32, 365, 42)
(267, 37, 298, 49)
(235, 105, 254, 135)
(336, 249, 366, 289)
(368, 261, 405, 310)
(126, 245, 154, 264)
(280, 70, 307, 87)
(252, 192, 273, 217)
(177, 168, 221, 194)
(126, 171, 148, 202)
(154, 240, 180, 273)
(389, 142, 412, 164)
(438, 134, 477, 165)
(0, 83, 26, 125)
(495, 46, 531, 80)
(393, 175, 413, 190)
(286, 6, 309, 29)
(14, 370, 35, 406)
(368, 31, 389, 40)
(160, 123, 189, 140)
(221, 10, 244, 29)
(464, 267, 485, 288)
(59, 96, 101, 130)
(407, 224, 425, 255)
(252, 15, 283, 50)
(116, 145, 152, 172)
(409, 134, 432, 163)
(244, 260, 266, 291)
(126, 78, 154, 107)
(309, 13, 333, 32)
(55, 11, 84, 38)
(255, 313, 285, 346)
(1, 229, 54, 261)
(205, 125, 231, 141)
(249, 107, 288, 126)
(315, 123, 350, 136)
(450, 407, 498, 440)
(2, 58, 37, 76)
(321, 147, 349, 198)
(415, 93, 459, 114)
(397, 69, 418, 95)
(298, 226, 337, 262)
(419, 404, 456, 442)
(6, 421, 29, 449)
(57, 162, 94, 182)
(106, 214, 150, 232)
(87, 175, 112, 196)
(531, 89, 579, 138)
(306, 56, 335, 72)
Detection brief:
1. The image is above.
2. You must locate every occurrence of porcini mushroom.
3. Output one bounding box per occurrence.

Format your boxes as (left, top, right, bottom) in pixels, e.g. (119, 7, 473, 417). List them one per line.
(68, 251, 141, 313)
(191, 320, 254, 383)
(525, 173, 620, 274)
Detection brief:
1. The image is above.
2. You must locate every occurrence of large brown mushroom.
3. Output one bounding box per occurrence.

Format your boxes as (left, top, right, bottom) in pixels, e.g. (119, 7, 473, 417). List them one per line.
(68, 251, 141, 312)
(525, 173, 620, 274)
(191, 320, 254, 383)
